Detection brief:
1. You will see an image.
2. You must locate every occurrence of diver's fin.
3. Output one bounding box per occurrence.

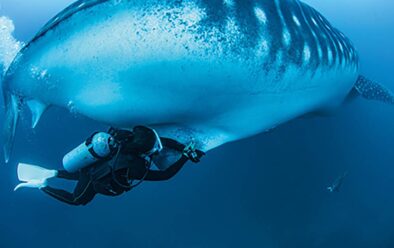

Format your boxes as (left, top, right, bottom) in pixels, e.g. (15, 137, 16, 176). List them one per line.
(3, 93, 21, 163)
(353, 75, 394, 104)
(14, 181, 48, 191)
(14, 163, 57, 191)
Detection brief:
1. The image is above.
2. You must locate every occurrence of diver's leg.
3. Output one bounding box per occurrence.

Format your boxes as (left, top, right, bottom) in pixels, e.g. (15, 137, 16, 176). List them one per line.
(72, 173, 97, 205)
(41, 186, 81, 206)
(56, 170, 80, 180)
(42, 173, 95, 206)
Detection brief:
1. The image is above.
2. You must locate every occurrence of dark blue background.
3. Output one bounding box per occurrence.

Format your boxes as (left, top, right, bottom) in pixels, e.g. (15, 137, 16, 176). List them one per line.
(1, 0, 394, 247)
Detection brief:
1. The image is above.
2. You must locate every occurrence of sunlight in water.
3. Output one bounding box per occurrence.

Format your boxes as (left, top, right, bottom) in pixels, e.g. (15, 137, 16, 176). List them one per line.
(0, 16, 24, 75)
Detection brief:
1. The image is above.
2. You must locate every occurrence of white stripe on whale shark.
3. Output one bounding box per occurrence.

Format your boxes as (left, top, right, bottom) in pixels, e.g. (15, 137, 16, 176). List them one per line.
(0, 0, 368, 162)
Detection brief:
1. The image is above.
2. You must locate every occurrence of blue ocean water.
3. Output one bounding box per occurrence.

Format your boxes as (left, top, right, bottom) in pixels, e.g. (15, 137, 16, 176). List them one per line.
(0, 0, 394, 247)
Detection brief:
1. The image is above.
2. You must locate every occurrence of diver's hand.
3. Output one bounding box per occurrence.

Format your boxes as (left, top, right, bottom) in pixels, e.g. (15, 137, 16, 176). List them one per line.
(183, 141, 205, 163)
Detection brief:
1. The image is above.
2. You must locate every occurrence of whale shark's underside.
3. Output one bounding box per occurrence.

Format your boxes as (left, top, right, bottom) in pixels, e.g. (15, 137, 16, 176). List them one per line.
(2, 0, 393, 162)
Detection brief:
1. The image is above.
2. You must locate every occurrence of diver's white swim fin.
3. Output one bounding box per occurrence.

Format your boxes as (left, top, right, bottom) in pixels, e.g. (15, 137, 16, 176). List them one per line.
(14, 163, 58, 191)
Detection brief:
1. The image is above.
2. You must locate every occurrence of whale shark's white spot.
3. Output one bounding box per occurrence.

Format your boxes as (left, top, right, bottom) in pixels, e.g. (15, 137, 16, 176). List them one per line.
(224, 17, 241, 40)
(282, 29, 291, 47)
(0, 16, 24, 75)
(317, 45, 323, 60)
(67, 101, 77, 114)
(261, 39, 269, 52)
(30, 66, 49, 81)
(78, 2, 86, 8)
(274, 0, 291, 47)
(342, 41, 350, 61)
(303, 44, 311, 63)
(341, 54, 346, 67)
(311, 17, 318, 26)
(223, 0, 235, 8)
(256, 38, 269, 57)
(254, 7, 267, 24)
(276, 51, 284, 68)
(327, 47, 333, 65)
(324, 33, 338, 65)
(112, 0, 122, 6)
(338, 40, 344, 53)
(349, 48, 354, 61)
(310, 30, 322, 59)
(293, 15, 301, 26)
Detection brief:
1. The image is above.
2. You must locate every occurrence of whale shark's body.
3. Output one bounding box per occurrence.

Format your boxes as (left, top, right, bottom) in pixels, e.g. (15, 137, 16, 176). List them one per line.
(2, 0, 387, 162)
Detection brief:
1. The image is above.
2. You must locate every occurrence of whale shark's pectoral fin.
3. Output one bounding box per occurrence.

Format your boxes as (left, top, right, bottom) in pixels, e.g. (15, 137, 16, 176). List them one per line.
(26, 99, 48, 128)
(352, 75, 394, 104)
(2, 93, 21, 163)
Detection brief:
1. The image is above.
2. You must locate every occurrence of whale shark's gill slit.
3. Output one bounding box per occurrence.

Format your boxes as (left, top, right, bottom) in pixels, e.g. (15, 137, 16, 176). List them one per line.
(3, 93, 21, 163)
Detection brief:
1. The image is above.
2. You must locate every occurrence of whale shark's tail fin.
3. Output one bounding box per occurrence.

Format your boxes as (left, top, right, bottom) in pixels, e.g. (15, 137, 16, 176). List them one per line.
(353, 75, 394, 104)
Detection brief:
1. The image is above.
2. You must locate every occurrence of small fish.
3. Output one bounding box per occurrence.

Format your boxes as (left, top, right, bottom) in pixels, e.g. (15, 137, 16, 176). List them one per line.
(327, 171, 348, 193)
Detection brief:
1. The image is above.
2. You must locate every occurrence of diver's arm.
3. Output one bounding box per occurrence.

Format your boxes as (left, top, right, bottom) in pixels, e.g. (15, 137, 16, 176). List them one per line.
(143, 138, 205, 181)
(160, 138, 186, 152)
(160, 137, 205, 162)
(144, 155, 189, 181)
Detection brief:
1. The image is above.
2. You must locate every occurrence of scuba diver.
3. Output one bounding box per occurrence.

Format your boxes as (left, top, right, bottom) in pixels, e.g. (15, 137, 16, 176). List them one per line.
(15, 126, 204, 206)
(327, 171, 348, 193)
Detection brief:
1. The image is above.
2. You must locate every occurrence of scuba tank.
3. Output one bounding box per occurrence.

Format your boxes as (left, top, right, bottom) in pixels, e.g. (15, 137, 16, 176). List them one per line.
(63, 132, 118, 173)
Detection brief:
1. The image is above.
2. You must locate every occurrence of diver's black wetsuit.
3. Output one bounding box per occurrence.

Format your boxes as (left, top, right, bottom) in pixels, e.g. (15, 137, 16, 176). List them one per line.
(41, 129, 204, 206)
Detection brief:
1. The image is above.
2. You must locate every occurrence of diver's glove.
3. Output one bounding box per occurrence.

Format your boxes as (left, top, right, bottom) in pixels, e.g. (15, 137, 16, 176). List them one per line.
(183, 141, 205, 163)
(14, 163, 58, 191)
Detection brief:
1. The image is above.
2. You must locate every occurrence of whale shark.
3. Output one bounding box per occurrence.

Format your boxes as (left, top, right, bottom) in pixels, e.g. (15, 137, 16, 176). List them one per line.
(2, 0, 394, 163)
